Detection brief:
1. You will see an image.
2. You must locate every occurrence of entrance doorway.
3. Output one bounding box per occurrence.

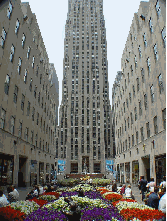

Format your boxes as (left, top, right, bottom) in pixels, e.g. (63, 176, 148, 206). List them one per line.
(82, 156, 89, 173)
(18, 157, 27, 187)
(142, 155, 150, 182)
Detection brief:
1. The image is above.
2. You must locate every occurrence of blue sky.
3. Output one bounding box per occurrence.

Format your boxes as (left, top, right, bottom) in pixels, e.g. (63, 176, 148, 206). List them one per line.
(21, 0, 149, 107)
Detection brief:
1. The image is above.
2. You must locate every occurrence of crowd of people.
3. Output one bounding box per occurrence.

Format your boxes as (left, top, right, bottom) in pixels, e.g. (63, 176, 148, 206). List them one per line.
(0, 185, 19, 207)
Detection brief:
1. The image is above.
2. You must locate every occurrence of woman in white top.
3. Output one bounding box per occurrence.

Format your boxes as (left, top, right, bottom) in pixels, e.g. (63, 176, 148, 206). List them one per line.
(146, 178, 156, 192)
(0, 190, 9, 207)
(125, 185, 132, 198)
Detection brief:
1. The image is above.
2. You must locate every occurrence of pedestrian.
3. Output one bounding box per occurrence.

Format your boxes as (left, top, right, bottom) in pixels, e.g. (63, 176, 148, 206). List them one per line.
(158, 192, 166, 216)
(147, 187, 160, 209)
(26, 185, 39, 200)
(112, 180, 117, 192)
(0, 190, 9, 207)
(120, 184, 126, 195)
(146, 177, 156, 193)
(125, 185, 133, 199)
(139, 175, 147, 201)
(160, 176, 166, 189)
(7, 185, 19, 203)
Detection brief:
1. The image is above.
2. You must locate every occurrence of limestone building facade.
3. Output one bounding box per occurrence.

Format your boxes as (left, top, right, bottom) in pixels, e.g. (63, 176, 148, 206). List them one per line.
(112, 0, 166, 185)
(0, 0, 59, 187)
(55, 0, 112, 174)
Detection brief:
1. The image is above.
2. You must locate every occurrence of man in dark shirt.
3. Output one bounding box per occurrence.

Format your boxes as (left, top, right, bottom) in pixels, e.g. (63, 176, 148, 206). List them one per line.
(147, 187, 160, 209)
(139, 176, 147, 201)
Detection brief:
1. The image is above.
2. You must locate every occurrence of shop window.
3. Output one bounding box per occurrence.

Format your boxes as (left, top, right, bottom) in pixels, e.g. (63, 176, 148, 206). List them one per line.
(0, 109, 6, 129)
(94, 163, 101, 173)
(71, 163, 78, 173)
(4, 74, 10, 95)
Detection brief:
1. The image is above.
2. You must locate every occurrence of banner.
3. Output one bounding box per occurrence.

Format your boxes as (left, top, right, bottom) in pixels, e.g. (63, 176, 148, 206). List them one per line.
(58, 160, 66, 173)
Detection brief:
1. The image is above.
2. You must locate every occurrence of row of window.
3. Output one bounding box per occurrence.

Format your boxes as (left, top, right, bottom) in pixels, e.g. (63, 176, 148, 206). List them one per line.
(116, 109, 166, 154)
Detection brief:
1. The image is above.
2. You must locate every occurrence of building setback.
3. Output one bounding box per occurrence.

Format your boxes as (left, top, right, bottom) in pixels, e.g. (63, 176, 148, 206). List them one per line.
(55, 0, 112, 174)
(0, 0, 59, 187)
(112, 0, 166, 185)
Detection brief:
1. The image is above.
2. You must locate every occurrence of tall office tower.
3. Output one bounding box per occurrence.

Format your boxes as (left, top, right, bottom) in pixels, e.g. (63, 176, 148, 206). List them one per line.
(56, 0, 112, 174)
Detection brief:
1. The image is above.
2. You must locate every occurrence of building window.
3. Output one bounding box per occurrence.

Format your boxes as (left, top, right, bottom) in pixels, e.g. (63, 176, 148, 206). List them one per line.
(153, 44, 158, 60)
(11, 116, 15, 134)
(32, 107, 35, 121)
(149, 17, 153, 33)
(153, 116, 158, 134)
(25, 127, 28, 142)
(32, 56, 35, 69)
(125, 120, 126, 131)
(155, 0, 161, 17)
(123, 102, 125, 113)
(37, 112, 39, 125)
(29, 78, 33, 91)
(126, 98, 128, 108)
(134, 55, 137, 69)
(130, 112, 133, 125)
(141, 68, 144, 83)
(131, 65, 133, 76)
(132, 134, 134, 146)
(138, 45, 142, 58)
(133, 85, 135, 97)
(31, 130, 34, 144)
(7, 2, 13, 19)
(136, 78, 139, 92)
(10, 44, 15, 62)
(129, 93, 132, 103)
(135, 107, 137, 121)
(21, 94, 25, 111)
(146, 122, 150, 138)
(17, 57, 22, 74)
(147, 57, 151, 74)
(150, 85, 154, 103)
(35, 134, 38, 147)
(143, 33, 147, 48)
(24, 69, 27, 83)
(15, 19, 20, 34)
(139, 101, 142, 116)
(136, 131, 139, 144)
(18, 122, 22, 138)
(158, 74, 164, 94)
(162, 109, 166, 130)
(1, 27, 7, 48)
(161, 27, 166, 48)
(13, 85, 18, 103)
(128, 136, 130, 148)
(4, 74, 10, 95)
(27, 101, 30, 116)
(128, 117, 130, 128)
(27, 46, 31, 59)
(34, 86, 37, 98)
(40, 74, 42, 84)
(0, 109, 6, 129)
(144, 94, 147, 110)
(140, 127, 144, 142)
(22, 33, 26, 48)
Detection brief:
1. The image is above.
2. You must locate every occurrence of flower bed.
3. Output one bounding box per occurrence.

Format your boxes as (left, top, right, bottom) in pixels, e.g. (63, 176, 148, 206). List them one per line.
(67, 184, 94, 192)
(0, 206, 26, 221)
(112, 198, 136, 207)
(25, 207, 67, 221)
(42, 191, 60, 198)
(102, 192, 122, 202)
(39, 194, 57, 201)
(10, 200, 40, 215)
(115, 201, 165, 220)
(92, 178, 111, 186)
(28, 198, 48, 207)
(80, 206, 125, 221)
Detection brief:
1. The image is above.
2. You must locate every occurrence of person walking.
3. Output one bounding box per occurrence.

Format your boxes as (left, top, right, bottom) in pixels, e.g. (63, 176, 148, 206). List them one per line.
(139, 176, 147, 201)
(125, 185, 133, 199)
(146, 178, 156, 193)
(120, 184, 126, 195)
(147, 187, 160, 209)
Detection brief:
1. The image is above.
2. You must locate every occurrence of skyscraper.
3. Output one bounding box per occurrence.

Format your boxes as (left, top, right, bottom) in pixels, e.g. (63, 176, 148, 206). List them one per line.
(56, 0, 112, 174)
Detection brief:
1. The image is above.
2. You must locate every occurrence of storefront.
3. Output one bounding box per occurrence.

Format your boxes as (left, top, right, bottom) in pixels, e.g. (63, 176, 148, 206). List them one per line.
(39, 162, 44, 185)
(0, 154, 14, 186)
(132, 160, 139, 184)
(125, 162, 130, 183)
(30, 160, 37, 186)
(155, 154, 166, 185)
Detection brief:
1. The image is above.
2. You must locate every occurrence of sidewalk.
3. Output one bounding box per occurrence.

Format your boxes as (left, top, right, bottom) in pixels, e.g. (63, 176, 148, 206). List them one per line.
(3, 187, 32, 201)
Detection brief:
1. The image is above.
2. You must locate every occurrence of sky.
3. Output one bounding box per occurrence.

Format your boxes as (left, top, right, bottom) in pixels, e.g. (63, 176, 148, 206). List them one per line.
(21, 0, 149, 108)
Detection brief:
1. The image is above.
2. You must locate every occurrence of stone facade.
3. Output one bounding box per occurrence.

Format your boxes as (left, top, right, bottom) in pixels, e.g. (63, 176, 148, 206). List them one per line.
(0, 0, 59, 187)
(112, 0, 166, 185)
